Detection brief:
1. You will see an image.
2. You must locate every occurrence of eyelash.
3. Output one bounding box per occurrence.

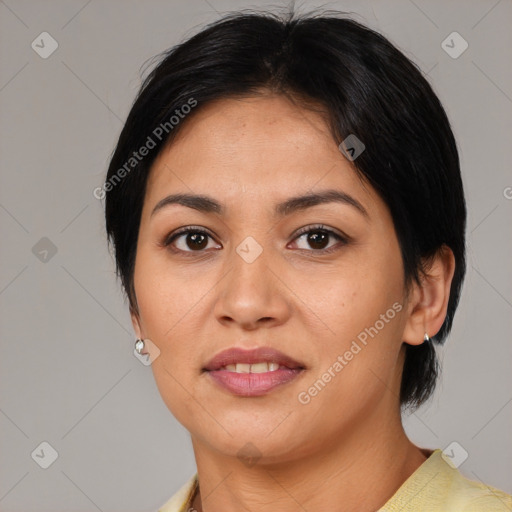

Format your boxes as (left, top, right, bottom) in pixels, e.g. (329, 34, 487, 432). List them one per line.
(163, 224, 349, 256)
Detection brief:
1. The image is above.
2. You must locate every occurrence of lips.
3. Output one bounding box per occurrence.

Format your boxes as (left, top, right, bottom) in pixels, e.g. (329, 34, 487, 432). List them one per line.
(203, 346, 305, 372)
(203, 346, 306, 397)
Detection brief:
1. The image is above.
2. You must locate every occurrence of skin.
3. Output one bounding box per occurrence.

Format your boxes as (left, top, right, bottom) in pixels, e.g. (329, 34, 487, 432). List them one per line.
(130, 93, 455, 512)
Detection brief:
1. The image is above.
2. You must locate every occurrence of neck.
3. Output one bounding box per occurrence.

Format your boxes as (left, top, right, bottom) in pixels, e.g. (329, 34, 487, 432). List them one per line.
(189, 405, 427, 512)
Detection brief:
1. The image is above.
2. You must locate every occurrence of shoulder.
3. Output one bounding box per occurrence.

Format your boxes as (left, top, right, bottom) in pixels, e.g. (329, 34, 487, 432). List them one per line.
(445, 472, 512, 511)
(380, 449, 512, 512)
(157, 473, 198, 512)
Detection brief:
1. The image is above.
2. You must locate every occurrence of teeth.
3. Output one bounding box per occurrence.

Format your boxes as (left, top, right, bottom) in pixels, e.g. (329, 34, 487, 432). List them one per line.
(250, 362, 269, 373)
(221, 362, 282, 373)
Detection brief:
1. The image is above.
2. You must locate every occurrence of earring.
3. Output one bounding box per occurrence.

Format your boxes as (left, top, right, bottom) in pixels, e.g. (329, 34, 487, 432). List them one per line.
(424, 332, 430, 343)
(135, 338, 145, 354)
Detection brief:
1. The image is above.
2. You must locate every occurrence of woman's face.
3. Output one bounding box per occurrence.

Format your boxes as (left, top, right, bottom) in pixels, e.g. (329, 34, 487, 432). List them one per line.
(131, 94, 415, 462)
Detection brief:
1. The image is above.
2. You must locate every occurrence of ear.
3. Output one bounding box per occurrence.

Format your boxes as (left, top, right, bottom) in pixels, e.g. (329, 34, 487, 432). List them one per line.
(130, 305, 144, 339)
(402, 245, 456, 346)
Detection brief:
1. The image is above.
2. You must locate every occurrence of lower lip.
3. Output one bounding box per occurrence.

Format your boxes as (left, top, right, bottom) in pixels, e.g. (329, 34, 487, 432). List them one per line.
(206, 368, 303, 396)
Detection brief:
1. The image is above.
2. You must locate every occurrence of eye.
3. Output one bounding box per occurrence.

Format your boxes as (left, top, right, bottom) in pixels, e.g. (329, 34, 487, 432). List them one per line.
(290, 224, 348, 253)
(163, 226, 220, 253)
(163, 224, 348, 255)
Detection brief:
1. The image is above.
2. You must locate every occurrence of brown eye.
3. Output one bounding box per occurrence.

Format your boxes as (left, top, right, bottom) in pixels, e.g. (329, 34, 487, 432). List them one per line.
(165, 227, 220, 253)
(291, 225, 348, 253)
(183, 232, 209, 250)
(305, 231, 330, 250)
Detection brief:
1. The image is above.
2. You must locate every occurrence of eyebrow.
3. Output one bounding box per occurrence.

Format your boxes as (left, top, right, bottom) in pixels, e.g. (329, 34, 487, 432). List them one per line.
(150, 189, 369, 220)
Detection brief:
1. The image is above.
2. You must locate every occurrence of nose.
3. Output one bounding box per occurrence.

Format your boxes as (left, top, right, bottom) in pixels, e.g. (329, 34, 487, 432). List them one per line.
(213, 242, 292, 330)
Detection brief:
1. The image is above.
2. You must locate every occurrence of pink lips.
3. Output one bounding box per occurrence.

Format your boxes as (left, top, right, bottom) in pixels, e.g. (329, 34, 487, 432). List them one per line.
(203, 347, 306, 397)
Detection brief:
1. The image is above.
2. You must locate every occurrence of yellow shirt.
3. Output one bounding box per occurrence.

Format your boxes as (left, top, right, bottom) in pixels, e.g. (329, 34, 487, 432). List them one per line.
(157, 448, 512, 511)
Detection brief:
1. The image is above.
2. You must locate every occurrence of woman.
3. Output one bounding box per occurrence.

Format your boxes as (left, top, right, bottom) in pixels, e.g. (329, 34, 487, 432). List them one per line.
(103, 9, 512, 512)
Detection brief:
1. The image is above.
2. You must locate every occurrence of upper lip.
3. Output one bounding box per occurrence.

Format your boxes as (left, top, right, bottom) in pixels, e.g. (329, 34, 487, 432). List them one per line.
(203, 347, 305, 371)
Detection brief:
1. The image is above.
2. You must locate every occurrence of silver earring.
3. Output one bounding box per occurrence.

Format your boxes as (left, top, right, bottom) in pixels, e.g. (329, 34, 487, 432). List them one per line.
(424, 332, 430, 342)
(135, 339, 145, 354)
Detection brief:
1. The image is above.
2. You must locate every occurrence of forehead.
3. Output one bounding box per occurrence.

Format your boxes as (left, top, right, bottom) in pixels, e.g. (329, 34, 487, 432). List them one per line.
(144, 94, 375, 214)
(175, 93, 333, 144)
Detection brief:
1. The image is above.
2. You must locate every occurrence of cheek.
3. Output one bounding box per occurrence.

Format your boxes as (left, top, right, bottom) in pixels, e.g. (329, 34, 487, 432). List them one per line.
(297, 257, 402, 336)
(134, 260, 205, 423)
(297, 249, 405, 391)
(133, 243, 197, 333)
(132, 247, 201, 374)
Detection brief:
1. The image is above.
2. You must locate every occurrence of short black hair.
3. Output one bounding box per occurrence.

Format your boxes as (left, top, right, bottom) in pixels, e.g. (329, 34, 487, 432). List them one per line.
(104, 9, 466, 412)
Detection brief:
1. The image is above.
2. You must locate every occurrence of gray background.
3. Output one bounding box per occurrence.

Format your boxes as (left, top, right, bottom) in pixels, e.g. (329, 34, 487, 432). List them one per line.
(1, 0, 511, 510)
